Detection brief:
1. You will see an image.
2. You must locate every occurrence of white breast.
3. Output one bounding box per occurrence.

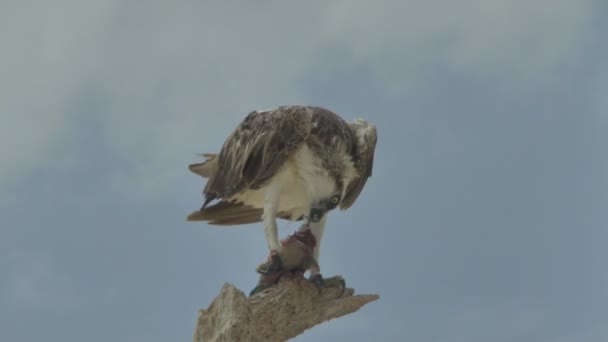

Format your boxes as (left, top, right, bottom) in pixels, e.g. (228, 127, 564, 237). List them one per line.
(231, 145, 339, 219)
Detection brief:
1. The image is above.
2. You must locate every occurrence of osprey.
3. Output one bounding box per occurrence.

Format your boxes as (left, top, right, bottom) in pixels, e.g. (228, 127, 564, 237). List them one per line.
(188, 105, 377, 275)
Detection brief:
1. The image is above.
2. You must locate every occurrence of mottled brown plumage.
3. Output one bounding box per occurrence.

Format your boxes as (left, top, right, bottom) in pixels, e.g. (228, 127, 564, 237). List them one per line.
(188, 106, 377, 226)
(188, 105, 377, 282)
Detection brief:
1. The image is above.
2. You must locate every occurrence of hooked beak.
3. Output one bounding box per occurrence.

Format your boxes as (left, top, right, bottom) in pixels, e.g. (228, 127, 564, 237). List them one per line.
(308, 208, 324, 223)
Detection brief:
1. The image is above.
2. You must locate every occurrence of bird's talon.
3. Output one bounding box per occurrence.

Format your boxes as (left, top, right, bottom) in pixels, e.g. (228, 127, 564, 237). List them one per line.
(327, 275, 346, 298)
(249, 285, 264, 297)
(309, 273, 324, 293)
(256, 250, 283, 275)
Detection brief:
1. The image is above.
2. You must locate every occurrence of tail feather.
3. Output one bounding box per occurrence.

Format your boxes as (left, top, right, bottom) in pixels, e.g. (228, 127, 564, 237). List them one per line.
(189, 153, 218, 178)
(187, 200, 264, 225)
(186, 199, 303, 226)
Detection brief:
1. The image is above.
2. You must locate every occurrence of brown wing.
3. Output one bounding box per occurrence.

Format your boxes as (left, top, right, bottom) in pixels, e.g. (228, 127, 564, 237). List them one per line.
(201, 106, 312, 207)
(340, 120, 378, 210)
(187, 200, 303, 225)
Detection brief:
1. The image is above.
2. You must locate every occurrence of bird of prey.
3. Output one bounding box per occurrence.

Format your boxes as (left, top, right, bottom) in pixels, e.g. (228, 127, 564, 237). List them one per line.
(187, 105, 377, 276)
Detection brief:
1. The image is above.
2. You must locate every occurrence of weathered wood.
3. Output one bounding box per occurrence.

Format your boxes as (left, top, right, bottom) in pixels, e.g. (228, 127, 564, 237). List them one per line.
(193, 274, 379, 342)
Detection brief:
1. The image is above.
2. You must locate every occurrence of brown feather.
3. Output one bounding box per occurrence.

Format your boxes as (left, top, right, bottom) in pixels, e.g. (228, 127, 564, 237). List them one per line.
(202, 107, 312, 206)
(188, 153, 217, 178)
(340, 121, 378, 210)
(187, 199, 302, 225)
(188, 106, 377, 224)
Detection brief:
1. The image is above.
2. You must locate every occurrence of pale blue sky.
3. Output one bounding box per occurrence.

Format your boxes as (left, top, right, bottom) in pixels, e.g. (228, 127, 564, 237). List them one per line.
(1, 1, 607, 341)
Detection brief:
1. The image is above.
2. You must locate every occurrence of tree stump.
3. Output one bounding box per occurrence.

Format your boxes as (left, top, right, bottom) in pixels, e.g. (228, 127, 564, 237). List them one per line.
(193, 274, 379, 342)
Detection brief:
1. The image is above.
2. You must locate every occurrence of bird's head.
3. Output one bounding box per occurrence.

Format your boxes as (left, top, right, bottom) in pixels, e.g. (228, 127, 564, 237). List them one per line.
(308, 193, 341, 223)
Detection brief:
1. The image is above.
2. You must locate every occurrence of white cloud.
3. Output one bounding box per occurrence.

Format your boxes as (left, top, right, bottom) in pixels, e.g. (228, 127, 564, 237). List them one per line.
(0, 0, 116, 184)
(320, 0, 594, 95)
(593, 60, 608, 122)
(437, 302, 546, 341)
(3, 249, 76, 309)
(0, 0, 597, 197)
(547, 324, 608, 342)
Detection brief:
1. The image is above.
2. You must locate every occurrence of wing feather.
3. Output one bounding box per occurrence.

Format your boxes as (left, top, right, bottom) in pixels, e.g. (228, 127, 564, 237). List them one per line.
(187, 201, 263, 225)
(202, 106, 312, 206)
(187, 200, 302, 225)
(340, 120, 378, 209)
(188, 153, 217, 178)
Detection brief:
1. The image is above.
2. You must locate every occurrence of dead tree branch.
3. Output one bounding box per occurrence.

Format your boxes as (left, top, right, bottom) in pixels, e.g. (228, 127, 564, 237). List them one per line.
(193, 274, 379, 342)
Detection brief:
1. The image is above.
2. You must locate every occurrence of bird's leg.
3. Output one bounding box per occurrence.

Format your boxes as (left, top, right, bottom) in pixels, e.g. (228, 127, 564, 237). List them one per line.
(300, 214, 326, 275)
(263, 186, 281, 252)
(256, 184, 283, 275)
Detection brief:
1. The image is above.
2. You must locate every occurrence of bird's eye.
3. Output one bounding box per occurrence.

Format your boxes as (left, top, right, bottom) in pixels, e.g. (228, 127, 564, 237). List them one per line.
(331, 196, 340, 204)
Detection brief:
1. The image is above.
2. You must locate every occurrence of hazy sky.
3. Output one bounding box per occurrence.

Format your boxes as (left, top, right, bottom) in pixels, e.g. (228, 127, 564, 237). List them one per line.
(1, 1, 607, 341)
